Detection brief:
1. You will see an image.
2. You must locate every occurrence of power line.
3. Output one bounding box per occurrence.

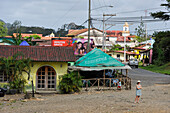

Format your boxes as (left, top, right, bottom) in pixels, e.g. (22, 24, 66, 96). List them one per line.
(51, 0, 83, 28)
(116, 7, 163, 14)
(130, 28, 170, 33)
(91, 7, 164, 16)
(94, 16, 153, 20)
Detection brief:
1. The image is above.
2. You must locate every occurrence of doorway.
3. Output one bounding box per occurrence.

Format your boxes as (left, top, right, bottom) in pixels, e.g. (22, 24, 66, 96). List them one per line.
(36, 66, 56, 90)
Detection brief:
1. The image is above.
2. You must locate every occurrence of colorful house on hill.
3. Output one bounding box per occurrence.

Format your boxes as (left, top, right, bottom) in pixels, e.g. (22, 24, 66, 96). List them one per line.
(0, 45, 76, 92)
(107, 50, 139, 62)
(132, 46, 147, 61)
(13, 33, 43, 38)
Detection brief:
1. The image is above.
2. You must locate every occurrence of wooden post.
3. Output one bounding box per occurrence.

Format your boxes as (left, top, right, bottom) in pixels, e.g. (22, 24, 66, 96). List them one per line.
(98, 79, 100, 90)
(103, 69, 105, 86)
(86, 80, 88, 91)
(126, 69, 128, 89)
(109, 78, 111, 89)
(32, 80, 34, 97)
(130, 78, 131, 90)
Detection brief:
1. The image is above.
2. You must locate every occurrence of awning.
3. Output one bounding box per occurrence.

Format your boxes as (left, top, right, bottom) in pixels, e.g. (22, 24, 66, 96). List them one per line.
(69, 65, 131, 71)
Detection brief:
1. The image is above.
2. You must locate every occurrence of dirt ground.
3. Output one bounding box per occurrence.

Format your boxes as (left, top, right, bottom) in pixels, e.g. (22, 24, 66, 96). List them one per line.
(0, 84, 170, 113)
(0, 68, 170, 113)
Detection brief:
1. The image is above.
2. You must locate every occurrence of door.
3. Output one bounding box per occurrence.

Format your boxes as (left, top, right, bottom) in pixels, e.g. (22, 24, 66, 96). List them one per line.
(36, 66, 56, 90)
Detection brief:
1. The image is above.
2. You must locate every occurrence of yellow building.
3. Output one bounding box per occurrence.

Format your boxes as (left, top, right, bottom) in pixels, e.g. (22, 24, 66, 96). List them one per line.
(107, 50, 139, 62)
(0, 45, 76, 92)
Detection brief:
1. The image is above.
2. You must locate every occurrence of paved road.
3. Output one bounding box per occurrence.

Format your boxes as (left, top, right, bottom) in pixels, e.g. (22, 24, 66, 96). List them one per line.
(123, 68, 170, 87)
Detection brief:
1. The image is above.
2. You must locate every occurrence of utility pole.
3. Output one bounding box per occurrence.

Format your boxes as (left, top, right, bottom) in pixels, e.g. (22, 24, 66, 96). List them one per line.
(124, 36, 126, 63)
(102, 14, 116, 51)
(102, 13, 105, 51)
(87, 0, 91, 52)
(145, 10, 147, 42)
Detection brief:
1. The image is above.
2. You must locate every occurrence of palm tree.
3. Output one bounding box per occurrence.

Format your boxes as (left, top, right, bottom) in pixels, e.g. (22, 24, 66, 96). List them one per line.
(0, 52, 32, 81)
(0, 52, 32, 92)
(0, 56, 14, 81)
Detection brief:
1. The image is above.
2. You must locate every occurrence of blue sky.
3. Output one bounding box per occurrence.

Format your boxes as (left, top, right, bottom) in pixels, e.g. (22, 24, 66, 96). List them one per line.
(0, 0, 169, 35)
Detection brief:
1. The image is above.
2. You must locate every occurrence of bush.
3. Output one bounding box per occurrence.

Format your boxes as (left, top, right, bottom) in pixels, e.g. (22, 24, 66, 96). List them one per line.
(59, 72, 82, 94)
(9, 75, 27, 93)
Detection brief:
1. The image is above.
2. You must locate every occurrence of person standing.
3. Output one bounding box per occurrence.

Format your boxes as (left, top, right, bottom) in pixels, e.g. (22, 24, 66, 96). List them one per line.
(135, 80, 142, 103)
(117, 79, 121, 90)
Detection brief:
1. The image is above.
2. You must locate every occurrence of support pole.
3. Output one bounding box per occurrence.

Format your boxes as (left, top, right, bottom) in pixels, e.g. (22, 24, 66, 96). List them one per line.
(98, 79, 100, 90)
(102, 13, 105, 51)
(124, 36, 126, 63)
(126, 69, 128, 89)
(87, 0, 91, 52)
(31, 80, 34, 97)
(103, 69, 105, 86)
(109, 78, 111, 89)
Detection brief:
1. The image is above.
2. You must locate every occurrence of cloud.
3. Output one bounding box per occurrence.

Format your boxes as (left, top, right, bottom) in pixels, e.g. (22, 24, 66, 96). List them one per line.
(0, 0, 169, 34)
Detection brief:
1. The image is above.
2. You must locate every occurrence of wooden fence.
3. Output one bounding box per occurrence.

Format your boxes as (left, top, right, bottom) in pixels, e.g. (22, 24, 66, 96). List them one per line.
(81, 76, 131, 91)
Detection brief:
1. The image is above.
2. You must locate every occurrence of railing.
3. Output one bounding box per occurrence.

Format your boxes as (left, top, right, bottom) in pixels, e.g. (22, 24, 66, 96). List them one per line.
(81, 76, 131, 91)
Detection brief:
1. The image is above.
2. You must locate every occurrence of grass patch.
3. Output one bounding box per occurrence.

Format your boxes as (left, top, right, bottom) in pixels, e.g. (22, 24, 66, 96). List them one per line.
(139, 62, 170, 75)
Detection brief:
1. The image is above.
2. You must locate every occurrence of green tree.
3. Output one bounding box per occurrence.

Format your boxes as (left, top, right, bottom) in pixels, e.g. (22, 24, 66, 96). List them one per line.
(24, 34, 41, 46)
(151, 0, 170, 20)
(135, 19, 147, 43)
(111, 44, 122, 51)
(8, 20, 22, 35)
(0, 21, 8, 37)
(0, 53, 32, 92)
(152, 31, 170, 65)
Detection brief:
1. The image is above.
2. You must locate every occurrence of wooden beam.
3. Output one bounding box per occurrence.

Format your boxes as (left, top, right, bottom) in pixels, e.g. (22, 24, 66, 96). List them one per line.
(103, 69, 105, 86)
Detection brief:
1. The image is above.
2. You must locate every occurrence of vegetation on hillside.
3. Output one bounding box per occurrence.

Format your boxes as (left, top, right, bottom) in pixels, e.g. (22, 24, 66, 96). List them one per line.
(0, 21, 8, 37)
(152, 31, 170, 66)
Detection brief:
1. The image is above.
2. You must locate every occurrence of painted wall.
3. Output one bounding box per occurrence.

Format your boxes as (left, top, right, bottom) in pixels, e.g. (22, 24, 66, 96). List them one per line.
(112, 52, 125, 61)
(26, 61, 68, 90)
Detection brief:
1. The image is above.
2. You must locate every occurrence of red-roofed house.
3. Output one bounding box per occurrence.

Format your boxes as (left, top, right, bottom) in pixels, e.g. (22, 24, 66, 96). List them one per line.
(13, 33, 43, 38)
(116, 36, 137, 47)
(0, 45, 76, 92)
(67, 28, 114, 49)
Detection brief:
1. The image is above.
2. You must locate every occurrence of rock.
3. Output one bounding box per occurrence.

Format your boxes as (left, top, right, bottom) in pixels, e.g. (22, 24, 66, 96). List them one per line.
(9, 99, 16, 103)
(132, 105, 136, 107)
(2, 99, 9, 101)
(164, 92, 168, 94)
(24, 93, 31, 99)
(21, 99, 28, 102)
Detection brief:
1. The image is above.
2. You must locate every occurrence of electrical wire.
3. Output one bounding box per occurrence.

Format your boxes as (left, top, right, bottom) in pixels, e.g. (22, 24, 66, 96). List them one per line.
(51, 0, 83, 28)
(91, 7, 164, 16)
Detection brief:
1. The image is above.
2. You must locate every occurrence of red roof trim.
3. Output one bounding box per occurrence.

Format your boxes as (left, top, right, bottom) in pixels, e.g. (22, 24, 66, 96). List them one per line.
(115, 51, 139, 55)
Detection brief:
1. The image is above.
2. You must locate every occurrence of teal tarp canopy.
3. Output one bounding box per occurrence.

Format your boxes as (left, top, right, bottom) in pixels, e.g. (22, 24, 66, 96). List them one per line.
(75, 48, 125, 67)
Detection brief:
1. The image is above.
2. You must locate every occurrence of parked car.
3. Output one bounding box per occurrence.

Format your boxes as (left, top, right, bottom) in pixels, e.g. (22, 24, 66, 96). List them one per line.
(0, 88, 7, 97)
(128, 59, 139, 68)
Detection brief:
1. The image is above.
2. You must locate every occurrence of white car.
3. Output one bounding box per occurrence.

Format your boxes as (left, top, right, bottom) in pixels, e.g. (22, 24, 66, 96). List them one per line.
(128, 59, 139, 68)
